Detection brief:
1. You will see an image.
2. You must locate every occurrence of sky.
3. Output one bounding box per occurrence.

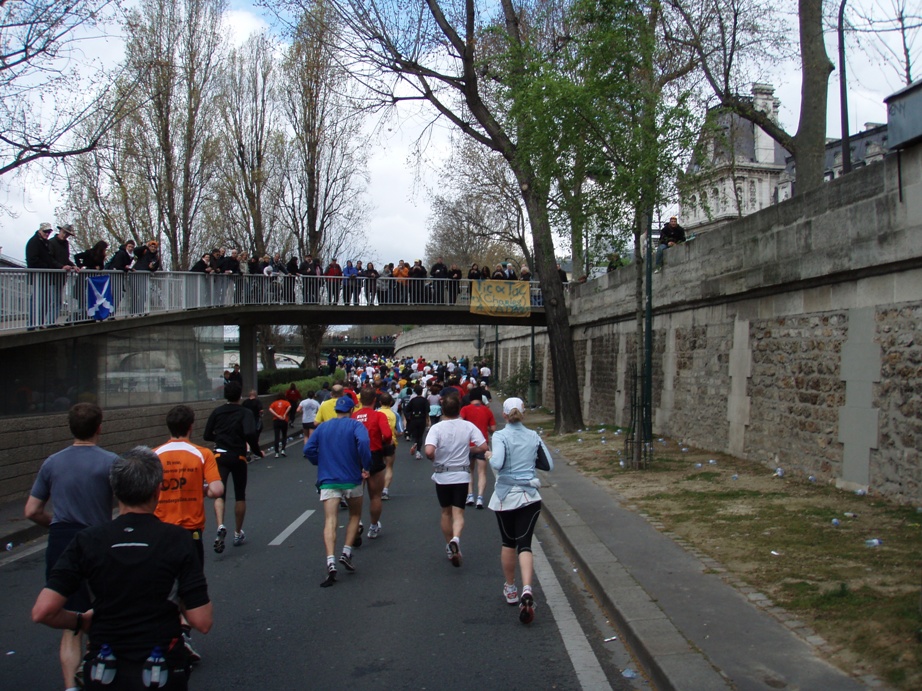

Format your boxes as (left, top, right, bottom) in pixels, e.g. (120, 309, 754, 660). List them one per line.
(0, 1, 914, 265)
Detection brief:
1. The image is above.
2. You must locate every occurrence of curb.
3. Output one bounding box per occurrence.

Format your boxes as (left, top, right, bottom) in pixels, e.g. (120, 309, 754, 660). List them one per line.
(540, 480, 732, 691)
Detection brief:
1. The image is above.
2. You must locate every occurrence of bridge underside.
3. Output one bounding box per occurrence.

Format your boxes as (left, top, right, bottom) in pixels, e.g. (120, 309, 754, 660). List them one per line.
(0, 304, 545, 350)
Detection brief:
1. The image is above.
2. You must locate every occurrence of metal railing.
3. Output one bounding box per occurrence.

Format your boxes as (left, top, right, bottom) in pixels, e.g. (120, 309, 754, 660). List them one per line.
(0, 269, 544, 333)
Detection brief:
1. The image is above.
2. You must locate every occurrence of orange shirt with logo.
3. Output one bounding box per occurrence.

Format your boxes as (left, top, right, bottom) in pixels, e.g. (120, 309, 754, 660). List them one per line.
(154, 440, 221, 531)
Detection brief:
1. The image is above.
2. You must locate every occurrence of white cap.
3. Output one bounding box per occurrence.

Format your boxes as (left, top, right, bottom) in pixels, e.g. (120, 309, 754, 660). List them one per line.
(503, 397, 525, 415)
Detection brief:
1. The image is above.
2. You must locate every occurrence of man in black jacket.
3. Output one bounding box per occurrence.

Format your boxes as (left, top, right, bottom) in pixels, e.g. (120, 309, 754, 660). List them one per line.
(203, 382, 264, 552)
(25, 222, 71, 328)
(655, 216, 686, 269)
(430, 256, 448, 305)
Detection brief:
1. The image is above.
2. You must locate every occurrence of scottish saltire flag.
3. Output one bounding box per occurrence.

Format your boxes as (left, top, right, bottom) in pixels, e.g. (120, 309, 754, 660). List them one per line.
(87, 275, 114, 320)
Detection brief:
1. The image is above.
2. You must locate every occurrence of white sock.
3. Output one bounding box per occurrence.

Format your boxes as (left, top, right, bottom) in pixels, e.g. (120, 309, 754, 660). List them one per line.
(343, 545, 353, 558)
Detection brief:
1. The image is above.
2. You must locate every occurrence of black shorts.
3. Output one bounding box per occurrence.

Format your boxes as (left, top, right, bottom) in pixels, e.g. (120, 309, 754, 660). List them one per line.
(469, 450, 487, 461)
(435, 482, 469, 509)
(370, 450, 386, 475)
(216, 452, 248, 501)
(47, 522, 91, 611)
(381, 444, 396, 456)
(496, 501, 542, 553)
(302, 422, 316, 432)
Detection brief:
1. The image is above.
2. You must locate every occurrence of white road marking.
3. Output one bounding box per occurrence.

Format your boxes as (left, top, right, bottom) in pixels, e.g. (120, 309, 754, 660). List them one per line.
(0, 542, 45, 568)
(534, 537, 613, 690)
(269, 509, 315, 546)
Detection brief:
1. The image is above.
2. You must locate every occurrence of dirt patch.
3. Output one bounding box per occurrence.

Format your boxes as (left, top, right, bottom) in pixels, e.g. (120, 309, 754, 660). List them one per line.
(530, 413, 922, 690)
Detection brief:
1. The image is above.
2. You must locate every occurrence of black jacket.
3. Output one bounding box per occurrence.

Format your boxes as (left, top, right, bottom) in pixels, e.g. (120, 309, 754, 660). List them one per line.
(203, 402, 261, 456)
(25, 232, 58, 269)
(49, 236, 75, 268)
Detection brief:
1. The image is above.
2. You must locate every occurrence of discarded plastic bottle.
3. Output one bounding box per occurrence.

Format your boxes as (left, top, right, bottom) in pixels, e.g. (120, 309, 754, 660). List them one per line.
(865, 538, 882, 548)
(90, 644, 117, 685)
(5, 542, 12, 551)
(694, 463, 703, 469)
(831, 518, 840, 527)
(855, 488, 866, 496)
(142, 646, 168, 688)
(773, 468, 784, 478)
(808, 475, 816, 483)
(844, 512, 858, 518)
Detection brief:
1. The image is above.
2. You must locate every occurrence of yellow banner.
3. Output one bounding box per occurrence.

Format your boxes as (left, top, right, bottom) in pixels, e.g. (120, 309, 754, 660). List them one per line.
(470, 280, 531, 317)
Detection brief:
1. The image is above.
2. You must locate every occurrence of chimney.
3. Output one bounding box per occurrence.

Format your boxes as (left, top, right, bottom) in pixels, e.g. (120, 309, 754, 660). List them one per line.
(751, 84, 777, 164)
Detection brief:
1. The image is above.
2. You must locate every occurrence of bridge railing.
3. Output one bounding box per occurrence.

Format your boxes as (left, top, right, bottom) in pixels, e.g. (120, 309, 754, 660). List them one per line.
(0, 269, 544, 333)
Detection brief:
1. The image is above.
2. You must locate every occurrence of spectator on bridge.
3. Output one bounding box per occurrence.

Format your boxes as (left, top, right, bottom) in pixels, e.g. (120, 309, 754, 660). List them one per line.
(343, 260, 359, 305)
(409, 259, 427, 303)
(32, 447, 213, 687)
(25, 403, 118, 691)
(486, 397, 554, 624)
(655, 216, 686, 270)
(393, 260, 409, 304)
(49, 224, 78, 271)
(325, 258, 343, 305)
(190, 252, 214, 274)
(430, 256, 448, 304)
(305, 395, 371, 587)
(448, 264, 462, 304)
(135, 241, 162, 272)
(468, 263, 481, 281)
(503, 260, 517, 280)
(75, 241, 108, 270)
(363, 262, 380, 305)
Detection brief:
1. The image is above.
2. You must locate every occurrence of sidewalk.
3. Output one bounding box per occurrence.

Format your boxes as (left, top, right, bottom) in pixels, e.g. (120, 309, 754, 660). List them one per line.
(1, 433, 881, 690)
(540, 459, 879, 691)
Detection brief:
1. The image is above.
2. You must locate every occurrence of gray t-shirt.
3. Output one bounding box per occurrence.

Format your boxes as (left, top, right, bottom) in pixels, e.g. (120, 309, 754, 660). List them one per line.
(30, 445, 117, 527)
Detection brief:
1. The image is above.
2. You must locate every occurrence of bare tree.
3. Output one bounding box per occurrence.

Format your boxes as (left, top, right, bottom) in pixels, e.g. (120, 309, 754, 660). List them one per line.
(307, 0, 585, 431)
(0, 0, 133, 177)
(122, 0, 226, 269)
(277, 3, 372, 370)
(665, 0, 833, 194)
(849, 0, 920, 85)
(211, 32, 283, 258)
(424, 192, 524, 270)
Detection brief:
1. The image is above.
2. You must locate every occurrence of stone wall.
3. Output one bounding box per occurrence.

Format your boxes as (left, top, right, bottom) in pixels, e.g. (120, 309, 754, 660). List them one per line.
(0, 396, 275, 504)
(397, 141, 922, 504)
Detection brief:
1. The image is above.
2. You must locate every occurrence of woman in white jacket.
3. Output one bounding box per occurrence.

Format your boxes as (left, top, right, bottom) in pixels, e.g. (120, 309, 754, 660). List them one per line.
(487, 397, 553, 624)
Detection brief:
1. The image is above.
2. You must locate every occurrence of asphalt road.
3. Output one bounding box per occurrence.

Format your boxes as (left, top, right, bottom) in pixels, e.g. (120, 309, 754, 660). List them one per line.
(0, 433, 650, 690)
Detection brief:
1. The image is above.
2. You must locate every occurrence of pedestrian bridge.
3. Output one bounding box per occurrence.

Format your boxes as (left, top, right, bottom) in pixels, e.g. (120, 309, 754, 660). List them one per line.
(0, 268, 547, 347)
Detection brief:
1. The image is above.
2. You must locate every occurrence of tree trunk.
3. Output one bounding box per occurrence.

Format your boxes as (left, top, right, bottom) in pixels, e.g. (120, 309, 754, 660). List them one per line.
(793, 0, 834, 194)
(521, 183, 585, 433)
(299, 323, 326, 373)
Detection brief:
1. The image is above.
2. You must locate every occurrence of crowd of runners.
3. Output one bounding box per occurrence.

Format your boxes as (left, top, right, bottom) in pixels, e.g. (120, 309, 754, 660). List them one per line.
(25, 351, 552, 690)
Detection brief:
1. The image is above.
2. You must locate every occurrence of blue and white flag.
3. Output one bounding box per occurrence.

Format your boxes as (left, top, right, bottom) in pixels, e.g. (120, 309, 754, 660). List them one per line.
(87, 275, 114, 320)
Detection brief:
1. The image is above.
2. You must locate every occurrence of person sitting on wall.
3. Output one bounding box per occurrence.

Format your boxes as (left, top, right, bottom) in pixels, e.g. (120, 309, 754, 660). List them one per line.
(655, 216, 685, 270)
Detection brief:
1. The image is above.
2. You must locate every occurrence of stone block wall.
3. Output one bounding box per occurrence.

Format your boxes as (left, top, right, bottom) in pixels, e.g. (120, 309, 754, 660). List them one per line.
(0, 396, 275, 504)
(397, 141, 922, 504)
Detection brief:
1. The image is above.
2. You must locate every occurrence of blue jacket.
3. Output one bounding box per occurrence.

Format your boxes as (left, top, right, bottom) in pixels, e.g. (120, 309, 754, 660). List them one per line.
(490, 422, 553, 500)
(305, 416, 371, 486)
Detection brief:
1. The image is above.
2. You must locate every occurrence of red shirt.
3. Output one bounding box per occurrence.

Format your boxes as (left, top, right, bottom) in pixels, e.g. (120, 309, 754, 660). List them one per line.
(352, 408, 393, 452)
(460, 402, 496, 442)
(269, 399, 291, 420)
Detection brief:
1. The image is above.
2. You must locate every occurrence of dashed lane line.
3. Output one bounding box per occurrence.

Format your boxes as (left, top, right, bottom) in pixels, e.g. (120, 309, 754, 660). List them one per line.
(268, 509, 315, 546)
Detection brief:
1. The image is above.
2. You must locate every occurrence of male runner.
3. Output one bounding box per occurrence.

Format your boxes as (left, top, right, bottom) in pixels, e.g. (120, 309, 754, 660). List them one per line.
(352, 389, 392, 539)
(460, 395, 496, 508)
(203, 382, 263, 552)
(154, 405, 224, 662)
(425, 395, 487, 567)
(305, 396, 371, 587)
(25, 403, 118, 691)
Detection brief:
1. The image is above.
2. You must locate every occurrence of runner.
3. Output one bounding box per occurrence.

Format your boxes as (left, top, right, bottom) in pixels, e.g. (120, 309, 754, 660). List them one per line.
(460, 394, 497, 508)
(153, 405, 224, 662)
(487, 397, 554, 624)
(305, 397, 371, 587)
(24, 403, 118, 691)
(352, 389, 393, 539)
(424, 395, 487, 567)
(295, 390, 320, 447)
(269, 393, 292, 458)
(405, 385, 429, 460)
(378, 392, 399, 500)
(203, 382, 264, 552)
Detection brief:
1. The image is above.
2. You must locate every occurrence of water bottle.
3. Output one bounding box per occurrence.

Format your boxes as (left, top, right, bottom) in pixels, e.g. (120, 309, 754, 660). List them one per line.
(142, 646, 168, 688)
(865, 538, 882, 548)
(90, 644, 117, 685)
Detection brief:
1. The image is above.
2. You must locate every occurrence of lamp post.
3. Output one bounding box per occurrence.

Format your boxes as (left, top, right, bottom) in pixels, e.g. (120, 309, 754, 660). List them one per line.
(838, 0, 852, 174)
